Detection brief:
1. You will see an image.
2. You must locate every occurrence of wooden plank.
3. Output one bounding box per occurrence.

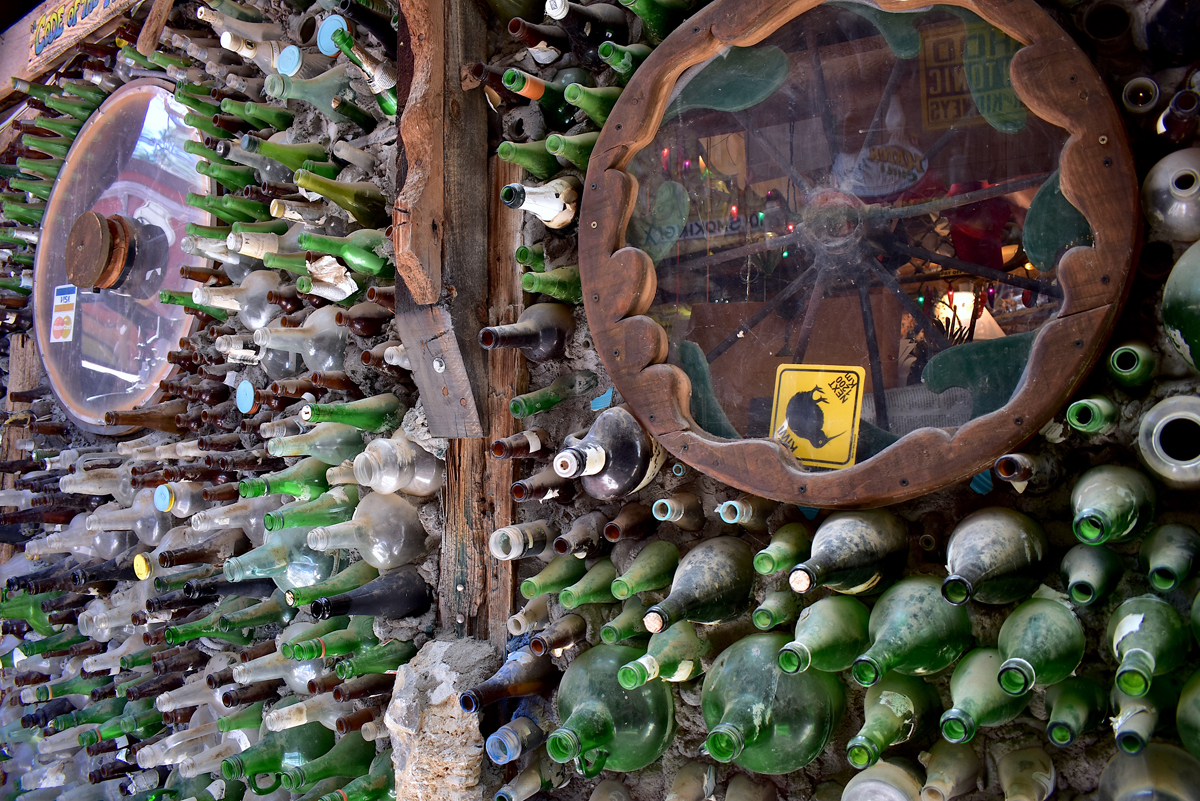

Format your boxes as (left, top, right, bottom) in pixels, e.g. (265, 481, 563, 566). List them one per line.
(135, 0, 175, 57)
(442, 438, 489, 636)
(483, 157, 526, 650)
(3, 334, 45, 490)
(392, 0, 444, 304)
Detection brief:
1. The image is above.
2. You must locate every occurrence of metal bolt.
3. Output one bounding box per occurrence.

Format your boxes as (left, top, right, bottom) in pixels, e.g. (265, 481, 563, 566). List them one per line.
(432, 357, 446, 373)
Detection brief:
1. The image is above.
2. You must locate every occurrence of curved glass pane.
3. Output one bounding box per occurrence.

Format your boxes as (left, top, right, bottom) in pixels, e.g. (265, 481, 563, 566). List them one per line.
(629, 3, 1081, 470)
(33, 80, 212, 429)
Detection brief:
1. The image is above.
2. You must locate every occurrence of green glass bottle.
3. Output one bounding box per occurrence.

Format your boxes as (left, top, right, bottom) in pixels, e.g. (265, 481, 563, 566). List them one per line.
(521, 555, 589, 599)
(559, 558, 618, 608)
(77, 699, 160, 746)
(1108, 342, 1157, 387)
(788, 509, 908, 595)
(848, 672, 942, 769)
(1066, 396, 1118, 434)
(942, 507, 1048, 605)
(301, 393, 404, 433)
(1176, 668, 1200, 759)
(219, 588, 299, 631)
(16, 155, 63, 178)
(1060, 543, 1124, 606)
(547, 643, 675, 776)
(164, 597, 257, 646)
(643, 536, 755, 634)
(1044, 676, 1107, 748)
(297, 229, 392, 277)
(263, 66, 361, 127)
(939, 648, 1030, 744)
(498, 140, 561, 181)
(280, 615, 354, 658)
(174, 89, 221, 117)
(35, 672, 111, 702)
(221, 721, 336, 794)
(293, 169, 388, 228)
(522, 265, 582, 304)
(702, 632, 843, 774)
(30, 115, 82, 138)
(754, 523, 812, 576)
(0, 590, 61, 636)
(10, 78, 62, 103)
(240, 456, 331, 500)
(243, 101, 296, 131)
(1071, 465, 1156, 545)
(8, 177, 51, 202)
(1138, 524, 1200, 591)
(220, 700, 268, 733)
(186, 112, 236, 142)
(220, 194, 273, 222)
(597, 41, 652, 84)
(544, 131, 597, 172)
(317, 749, 394, 801)
(285, 561, 379, 608)
(514, 243, 546, 271)
(50, 696, 128, 733)
(610, 540, 679, 599)
(266, 486, 360, 532)
(282, 730, 374, 792)
(600, 597, 648, 644)
(510, 370, 599, 418)
(1107, 594, 1189, 697)
(334, 638, 418, 679)
(564, 83, 621, 125)
(1112, 676, 1178, 755)
(752, 590, 799, 631)
(186, 221, 235, 239)
(997, 596, 1085, 696)
(196, 160, 258, 192)
(240, 134, 329, 173)
(20, 626, 86, 656)
(289, 615, 377, 660)
(330, 28, 398, 119)
(501, 66, 593, 131)
(267, 422, 365, 465)
(21, 133, 70, 159)
(187, 191, 246, 223)
(778, 594, 870, 674)
(618, 620, 708, 688)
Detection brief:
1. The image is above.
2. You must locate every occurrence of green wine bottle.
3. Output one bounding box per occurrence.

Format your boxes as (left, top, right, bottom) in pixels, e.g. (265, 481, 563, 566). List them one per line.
(285, 560, 380, 608)
(329, 28, 398, 119)
(942, 507, 1048, 605)
(1108, 341, 1157, 387)
(1071, 465, 1156, 545)
(643, 536, 755, 633)
(754, 522, 812, 576)
(559, 558, 618, 608)
(597, 41, 652, 83)
(263, 65, 361, 127)
(847, 672, 941, 769)
(514, 243, 545, 271)
(521, 555, 589, 599)
(547, 643, 675, 776)
(788, 509, 908, 595)
(752, 590, 799, 631)
(564, 83, 621, 125)
(334, 638, 418, 679)
(778, 594, 870, 674)
(301, 393, 405, 432)
(1138, 524, 1200, 591)
(266, 486, 360, 532)
(852, 574, 972, 688)
(545, 131, 598, 171)
(315, 749, 393, 801)
(1044, 676, 1107, 748)
(498, 140, 561, 181)
(0, 590, 61, 636)
(618, 0, 690, 44)
(218, 588, 299, 631)
(503, 69, 577, 131)
(522, 265, 582, 304)
(1107, 594, 1189, 697)
(196, 160, 259, 192)
(1112, 676, 1178, 755)
(618, 619, 708, 688)
(1066, 396, 1118, 434)
(600, 597, 648, 644)
(221, 721, 336, 794)
(297, 229, 392, 277)
(281, 730, 375, 792)
(240, 134, 330, 172)
(294, 169, 388, 227)
(702, 632, 843, 774)
(940, 648, 1030, 744)
(610, 540, 679, 599)
(997, 595, 1086, 696)
(510, 370, 600, 418)
(1060, 543, 1124, 606)
(240, 456, 331, 501)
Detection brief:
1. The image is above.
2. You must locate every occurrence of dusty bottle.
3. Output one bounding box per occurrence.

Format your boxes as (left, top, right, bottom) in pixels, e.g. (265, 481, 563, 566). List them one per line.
(997, 747, 1056, 801)
(510, 370, 599, 418)
(1066, 396, 1118, 435)
(1071, 465, 1156, 545)
(302, 393, 403, 434)
(520, 554, 588, 598)
(253, 305, 348, 373)
(940, 648, 1029, 744)
(610, 540, 679, 599)
(921, 740, 981, 801)
(310, 564, 432, 620)
(753, 523, 811, 575)
(552, 510, 606, 556)
(103, 399, 191, 433)
(267, 422, 364, 466)
(618, 620, 708, 689)
(293, 169, 387, 227)
(492, 427, 553, 460)
(650, 491, 704, 531)
(1059, 543, 1123, 606)
(530, 613, 588, 656)
(479, 303, 576, 364)
(1138, 524, 1200, 591)
(1107, 594, 1188, 697)
(778, 595, 870, 674)
(702, 632, 843, 774)
(263, 67, 368, 129)
(716, 494, 777, 532)
(223, 524, 340, 591)
(848, 672, 942, 769)
(352, 431, 444, 497)
(788, 510, 908, 595)
(281, 730, 375, 792)
(553, 407, 665, 500)
(942, 508, 1048, 605)
(547, 643, 674, 775)
(600, 597, 648, 644)
(559, 558, 618, 608)
(1044, 676, 1107, 748)
(1175, 669, 1200, 759)
(329, 28, 397, 119)
(996, 593, 1086, 696)
(459, 645, 559, 713)
(298, 229, 391, 277)
(487, 715, 548, 766)
(843, 761, 924, 801)
(752, 590, 799, 631)
(852, 574, 972, 688)
(489, 519, 555, 561)
(501, 68, 576, 131)
(284, 560, 380, 610)
(501, 176, 582, 229)
(642, 536, 754, 633)
(507, 593, 552, 636)
(522, 265, 582, 305)
(307, 492, 426, 570)
(1096, 743, 1200, 801)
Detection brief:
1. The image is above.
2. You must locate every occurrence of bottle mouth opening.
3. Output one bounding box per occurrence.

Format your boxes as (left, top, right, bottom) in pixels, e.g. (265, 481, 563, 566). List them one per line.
(704, 725, 743, 763)
(458, 692, 480, 714)
(1047, 721, 1074, 746)
(777, 643, 809, 674)
(998, 660, 1034, 696)
(617, 663, 646, 690)
(752, 552, 778, 575)
(610, 579, 631, 600)
(486, 729, 520, 765)
(993, 455, 1027, 480)
(752, 609, 776, 630)
(846, 738, 879, 769)
(599, 625, 618, 645)
(939, 710, 975, 744)
(651, 500, 675, 521)
(1068, 582, 1095, 605)
(1117, 731, 1145, 755)
(788, 566, 815, 594)
(850, 658, 880, 687)
(557, 589, 579, 609)
(642, 609, 667, 634)
(941, 576, 972, 605)
(1149, 566, 1178, 591)
(717, 501, 742, 524)
(1073, 512, 1109, 543)
(602, 523, 622, 542)
(1116, 667, 1150, 697)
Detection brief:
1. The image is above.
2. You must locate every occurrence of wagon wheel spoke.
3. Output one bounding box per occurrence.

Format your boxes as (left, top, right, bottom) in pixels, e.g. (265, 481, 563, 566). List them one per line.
(705, 266, 818, 363)
(860, 257, 952, 351)
(878, 238, 1062, 298)
(790, 263, 833, 365)
(854, 268, 889, 431)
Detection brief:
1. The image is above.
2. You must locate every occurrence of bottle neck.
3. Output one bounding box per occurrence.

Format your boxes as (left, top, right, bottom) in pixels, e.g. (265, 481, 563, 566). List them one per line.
(789, 555, 830, 594)
(545, 701, 613, 764)
(847, 704, 907, 768)
(307, 521, 367, 553)
(851, 640, 898, 687)
(479, 320, 542, 351)
(224, 543, 288, 582)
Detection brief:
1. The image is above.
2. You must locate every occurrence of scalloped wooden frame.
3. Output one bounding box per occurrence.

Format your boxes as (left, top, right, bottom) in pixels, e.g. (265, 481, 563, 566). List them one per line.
(578, 0, 1138, 508)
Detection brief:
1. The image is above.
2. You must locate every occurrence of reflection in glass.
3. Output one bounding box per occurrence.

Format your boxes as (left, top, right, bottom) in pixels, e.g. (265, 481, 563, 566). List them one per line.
(627, 3, 1086, 470)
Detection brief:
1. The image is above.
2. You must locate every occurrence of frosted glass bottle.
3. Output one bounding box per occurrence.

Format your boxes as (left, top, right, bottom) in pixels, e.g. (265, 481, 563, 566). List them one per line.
(224, 525, 341, 591)
(193, 269, 283, 330)
(307, 492, 426, 570)
(233, 648, 326, 694)
(84, 488, 172, 545)
(352, 431, 445, 496)
(190, 494, 284, 544)
(253, 305, 348, 373)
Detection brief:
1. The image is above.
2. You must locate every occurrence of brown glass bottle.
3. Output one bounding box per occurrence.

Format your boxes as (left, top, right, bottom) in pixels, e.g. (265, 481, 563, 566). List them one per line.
(604, 502, 657, 542)
(335, 302, 392, 337)
(511, 464, 576, 503)
(478, 303, 576, 363)
(104, 399, 189, 432)
(492, 427, 553, 460)
(364, 285, 395, 311)
(459, 645, 560, 713)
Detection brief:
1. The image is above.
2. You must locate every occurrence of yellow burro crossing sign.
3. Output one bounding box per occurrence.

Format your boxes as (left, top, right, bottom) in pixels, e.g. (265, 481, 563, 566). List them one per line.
(769, 364, 865, 469)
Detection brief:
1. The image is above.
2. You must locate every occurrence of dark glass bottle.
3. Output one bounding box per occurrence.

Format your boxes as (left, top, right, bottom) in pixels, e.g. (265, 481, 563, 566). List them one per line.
(544, 0, 629, 70)
(552, 406, 665, 500)
(310, 564, 432, 620)
(478, 303, 576, 363)
(459, 645, 560, 713)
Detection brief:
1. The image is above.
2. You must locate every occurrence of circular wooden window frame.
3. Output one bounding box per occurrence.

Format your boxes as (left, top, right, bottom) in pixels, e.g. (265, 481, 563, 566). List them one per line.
(578, 0, 1138, 508)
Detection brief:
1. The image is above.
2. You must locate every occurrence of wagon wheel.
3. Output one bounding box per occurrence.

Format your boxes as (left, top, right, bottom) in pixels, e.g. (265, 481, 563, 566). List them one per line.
(579, 0, 1137, 507)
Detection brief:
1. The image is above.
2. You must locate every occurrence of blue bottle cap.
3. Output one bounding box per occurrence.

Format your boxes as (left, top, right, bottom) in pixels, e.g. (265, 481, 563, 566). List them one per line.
(276, 45, 304, 77)
(317, 15, 349, 58)
(153, 484, 174, 512)
(236, 380, 257, 414)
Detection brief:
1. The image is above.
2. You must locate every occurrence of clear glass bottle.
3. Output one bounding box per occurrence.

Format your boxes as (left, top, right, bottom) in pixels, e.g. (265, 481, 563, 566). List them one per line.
(253, 305, 347, 373)
(352, 431, 444, 496)
(307, 492, 426, 570)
